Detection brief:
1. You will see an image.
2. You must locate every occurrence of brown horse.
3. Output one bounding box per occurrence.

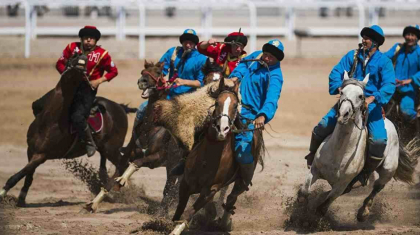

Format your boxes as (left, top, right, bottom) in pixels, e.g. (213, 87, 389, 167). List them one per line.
(170, 76, 264, 234)
(85, 59, 226, 214)
(0, 54, 133, 206)
(85, 61, 184, 214)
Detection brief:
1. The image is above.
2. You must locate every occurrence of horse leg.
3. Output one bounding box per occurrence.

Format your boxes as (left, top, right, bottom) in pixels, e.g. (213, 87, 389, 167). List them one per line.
(218, 179, 247, 231)
(0, 153, 46, 204)
(158, 167, 178, 217)
(357, 167, 393, 222)
(85, 152, 160, 213)
(315, 183, 348, 216)
(98, 154, 108, 186)
(216, 186, 229, 216)
(298, 166, 319, 205)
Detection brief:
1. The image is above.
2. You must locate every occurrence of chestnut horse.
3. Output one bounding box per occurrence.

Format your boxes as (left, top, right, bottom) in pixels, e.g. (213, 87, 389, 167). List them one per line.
(0, 54, 133, 206)
(170, 76, 265, 234)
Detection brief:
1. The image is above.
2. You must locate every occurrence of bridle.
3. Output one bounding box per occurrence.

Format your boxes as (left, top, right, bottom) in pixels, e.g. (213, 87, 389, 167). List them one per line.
(337, 81, 368, 130)
(140, 69, 179, 91)
(207, 90, 239, 130)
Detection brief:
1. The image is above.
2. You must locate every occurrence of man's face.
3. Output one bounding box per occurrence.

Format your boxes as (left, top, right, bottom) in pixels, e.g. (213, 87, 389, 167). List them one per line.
(262, 52, 279, 66)
(362, 36, 373, 50)
(230, 43, 244, 57)
(404, 32, 418, 47)
(182, 40, 195, 51)
(82, 36, 97, 51)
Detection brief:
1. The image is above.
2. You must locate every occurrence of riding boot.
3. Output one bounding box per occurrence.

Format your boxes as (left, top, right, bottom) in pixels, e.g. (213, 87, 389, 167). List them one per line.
(239, 162, 255, 191)
(304, 131, 324, 168)
(344, 155, 382, 194)
(81, 126, 97, 157)
(170, 158, 186, 176)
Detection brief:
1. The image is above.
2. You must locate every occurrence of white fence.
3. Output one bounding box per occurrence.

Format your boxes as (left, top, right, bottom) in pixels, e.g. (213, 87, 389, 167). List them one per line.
(1, 0, 420, 58)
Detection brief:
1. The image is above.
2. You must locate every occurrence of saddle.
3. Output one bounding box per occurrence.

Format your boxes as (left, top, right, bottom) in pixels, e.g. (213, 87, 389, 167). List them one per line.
(71, 100, 105, 134)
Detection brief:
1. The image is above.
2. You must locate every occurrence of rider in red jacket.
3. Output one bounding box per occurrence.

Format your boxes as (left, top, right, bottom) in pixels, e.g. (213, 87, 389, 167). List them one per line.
(32, 26, 118, 157)
(197, 31, 247, 76)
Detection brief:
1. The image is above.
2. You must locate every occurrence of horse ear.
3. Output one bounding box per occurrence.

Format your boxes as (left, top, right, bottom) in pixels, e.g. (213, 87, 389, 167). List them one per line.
(343, 70, 350, 80)
(218, 76, 225, 93)
(144, 60, 151, 69)
(362, 73, 370, 86)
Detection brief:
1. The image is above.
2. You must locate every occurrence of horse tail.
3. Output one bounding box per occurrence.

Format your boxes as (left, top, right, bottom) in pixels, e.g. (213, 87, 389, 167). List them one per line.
(119, 103, 138, 114)
(394, 137, 420, 184)
(253, 130, 265, 171)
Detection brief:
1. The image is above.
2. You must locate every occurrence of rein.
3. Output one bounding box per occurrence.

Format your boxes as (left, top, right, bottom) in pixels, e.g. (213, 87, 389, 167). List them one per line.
(141, 70, 178, 90)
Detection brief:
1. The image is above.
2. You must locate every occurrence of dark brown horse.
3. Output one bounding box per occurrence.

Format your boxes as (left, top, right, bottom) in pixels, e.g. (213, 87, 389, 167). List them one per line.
(0, 54, 133, 206)
(85, 59, 226, 214)
(170, 76, 264, 234)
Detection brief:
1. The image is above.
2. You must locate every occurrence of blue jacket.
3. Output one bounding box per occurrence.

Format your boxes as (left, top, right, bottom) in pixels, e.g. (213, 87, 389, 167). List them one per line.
(329, 49, 396, 106)
(384, 43, 420, 93)
(159, 47, 207, 98)
(229, 51, 284, 123)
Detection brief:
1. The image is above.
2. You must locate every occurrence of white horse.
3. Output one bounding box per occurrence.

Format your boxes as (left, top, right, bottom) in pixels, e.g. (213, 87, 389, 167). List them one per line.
(298, 72, 418, 222)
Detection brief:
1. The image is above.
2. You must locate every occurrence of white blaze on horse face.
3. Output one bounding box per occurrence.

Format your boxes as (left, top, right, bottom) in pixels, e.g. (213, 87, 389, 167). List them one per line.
(213, 73, 221, 81)
(220, 96, 232, 137)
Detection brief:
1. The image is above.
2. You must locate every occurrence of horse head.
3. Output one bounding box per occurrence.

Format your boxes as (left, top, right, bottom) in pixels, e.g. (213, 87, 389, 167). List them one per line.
(202, 58, 224, 85)
(138, 61, 165, 99)
(337, 71, 369, 125)
(60, 53, 88, 94)
(209, 77, 240, 141)
(65, 53, 88, 72)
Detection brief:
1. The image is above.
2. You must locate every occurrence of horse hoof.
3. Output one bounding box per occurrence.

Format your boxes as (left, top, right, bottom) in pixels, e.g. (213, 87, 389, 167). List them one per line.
(16, 200, 26, 207)
(82, 203, 96, 213)
(357, 208, 369, 222)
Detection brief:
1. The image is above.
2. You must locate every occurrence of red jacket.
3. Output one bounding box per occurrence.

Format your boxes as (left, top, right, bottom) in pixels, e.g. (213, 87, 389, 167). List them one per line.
(56, 42, 118, 81)
(197, 42, 247, 76)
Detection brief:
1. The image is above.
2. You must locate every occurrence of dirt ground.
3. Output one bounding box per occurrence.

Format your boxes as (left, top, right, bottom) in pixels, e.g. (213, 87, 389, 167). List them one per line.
(1, 37, 420, 235)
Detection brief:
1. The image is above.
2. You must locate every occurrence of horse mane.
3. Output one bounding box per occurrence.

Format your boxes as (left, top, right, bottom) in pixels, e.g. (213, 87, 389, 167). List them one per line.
(154, 79, 236, 150)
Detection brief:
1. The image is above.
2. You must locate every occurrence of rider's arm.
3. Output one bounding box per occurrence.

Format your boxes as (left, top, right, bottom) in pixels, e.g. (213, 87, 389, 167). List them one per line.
(373, 57, 396, 106)
(410, 51, 420, 87)
(229, 51, 260, 82)
(101, 53, 118, 82)
(197, 41, 221, 59)
(257, 71, 283, 124)
(56, 43, 73, 74)
(158, 47, 174, 76)
(329, 50, 354, 95)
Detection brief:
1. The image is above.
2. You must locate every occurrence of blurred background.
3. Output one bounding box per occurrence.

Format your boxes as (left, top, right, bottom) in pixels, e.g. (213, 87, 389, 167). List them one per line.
(1, 0, 420, 59)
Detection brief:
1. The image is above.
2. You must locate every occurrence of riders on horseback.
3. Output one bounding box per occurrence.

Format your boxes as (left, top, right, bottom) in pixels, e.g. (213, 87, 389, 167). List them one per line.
(134, 29, 207, 126)
(305, 25, 396, 187)
(197, 30, 247, 76)
(228, 39, 284, 190)
(384, 25, 420, 121)
(32, 25, 118, 157)
(170, 39, 285, 190)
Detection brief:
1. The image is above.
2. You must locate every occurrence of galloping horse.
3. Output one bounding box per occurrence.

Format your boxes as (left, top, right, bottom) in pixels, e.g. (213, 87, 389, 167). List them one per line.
(170, 76, 265, 235)
(85, 59, 226, 214)
(298, 72, 418, 222)
(0, 53, 133, 206)
(385, 91, 420, 144)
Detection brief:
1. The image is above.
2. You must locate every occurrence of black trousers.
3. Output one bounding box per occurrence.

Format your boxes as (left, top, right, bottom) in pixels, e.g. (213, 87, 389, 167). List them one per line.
(70, 82, 97, 139)
(32, 82, 97, 138)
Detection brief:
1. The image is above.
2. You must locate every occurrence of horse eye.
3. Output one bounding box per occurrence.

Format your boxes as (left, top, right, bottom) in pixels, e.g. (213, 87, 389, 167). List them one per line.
(358, 95, 363, 99)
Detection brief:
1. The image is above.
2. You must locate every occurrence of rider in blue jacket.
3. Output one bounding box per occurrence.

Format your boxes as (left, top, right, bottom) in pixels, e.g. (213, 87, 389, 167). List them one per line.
(170, 40, 285, 186)
(228, 39, 284, 190)
(305, 25, 396, 187)
(135, 29, 207, 125)
(384, 25, 420, 121)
